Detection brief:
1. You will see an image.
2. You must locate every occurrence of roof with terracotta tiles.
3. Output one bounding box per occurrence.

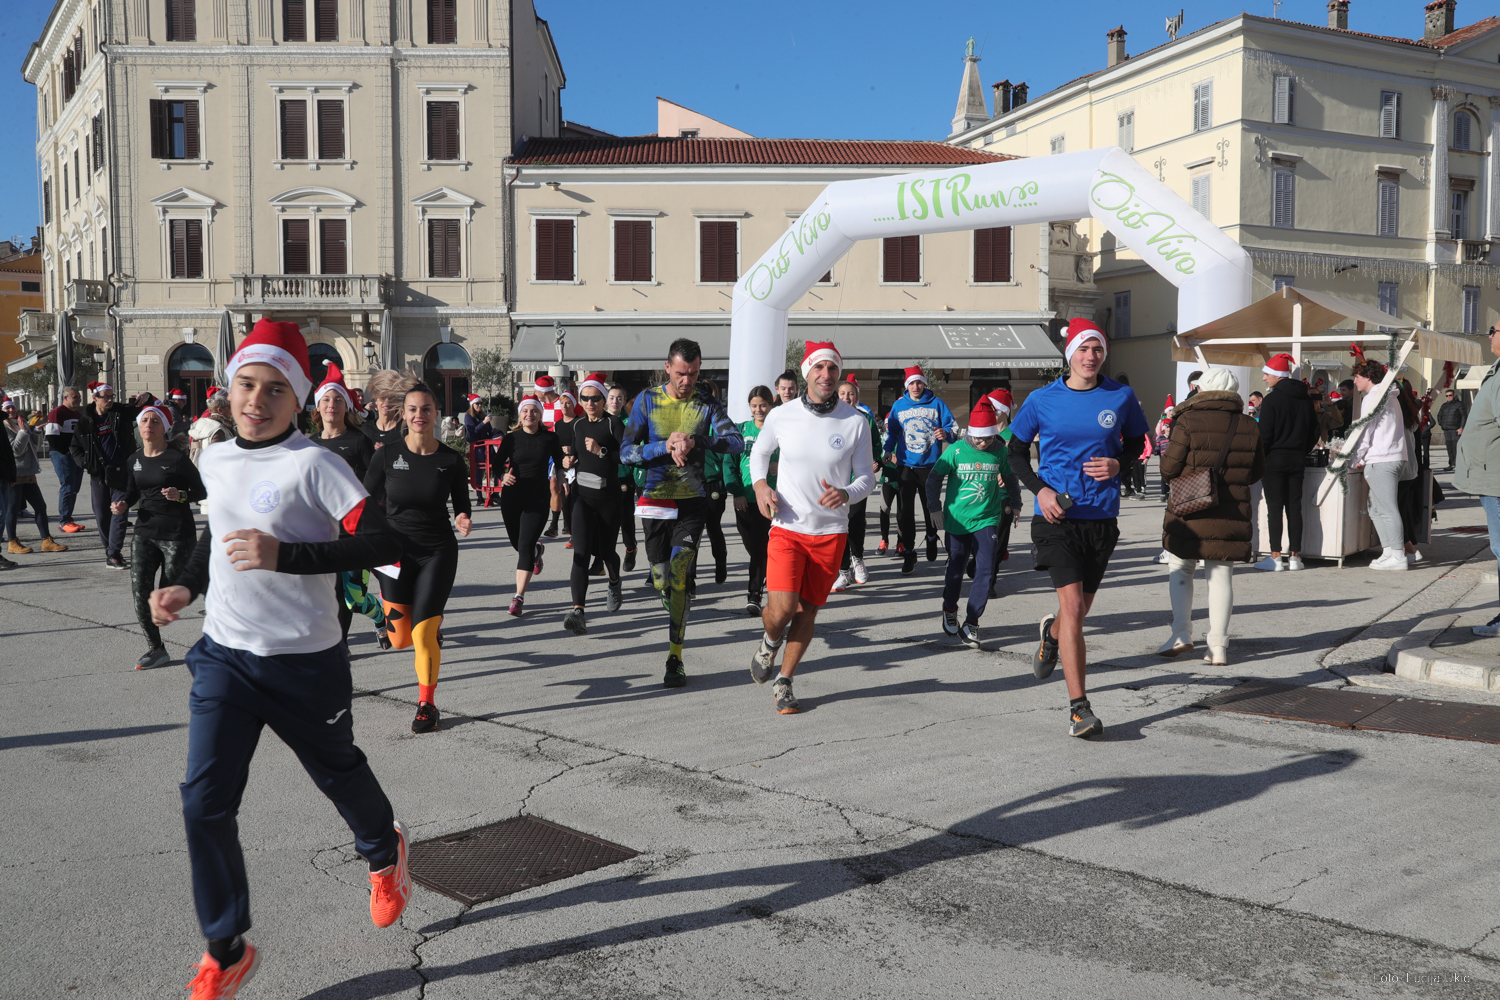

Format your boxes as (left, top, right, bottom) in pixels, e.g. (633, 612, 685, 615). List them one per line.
(509, 137, 1013, 166)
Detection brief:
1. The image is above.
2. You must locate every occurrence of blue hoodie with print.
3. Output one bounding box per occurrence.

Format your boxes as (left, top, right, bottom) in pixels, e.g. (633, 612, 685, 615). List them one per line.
(884, 390, 958, 468)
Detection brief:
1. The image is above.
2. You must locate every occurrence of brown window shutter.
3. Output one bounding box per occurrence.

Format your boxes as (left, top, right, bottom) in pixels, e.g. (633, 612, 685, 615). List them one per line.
(169, 0, 196, 41)
(551, 220, 573, 280)
(717, 222, 737, 281)
(535, 219, 555, 280)
(699, 223, 717, 282)
(42, 181, 51, 225)
(183, 100, 200, 159)
(903, 235, 920, 282)
(314, 0, 337, 41)
(882, 237, 900, 282)
(62, 53, 74, 101)
(280, 100, 307, 159)
(283, 218, 310, 274)
(149, 100, 166, 158)
(991, 226, 1011, 282)
(973, 229, 992, 282)
(700, 221, 736, 282)
(316, 100, 343, 159)
(632, 220, 652, 281)
(444, 105, 459, 159)
(428, 0, 457, 43)
(446, 220, 461, 277)
(427, 102, 459, 160)
(184, 220, 203, 278)
(283, 0, 305, 40)
(320, 218, 347, 274)
(170, 219, 186, 277)
(429, 219, 461, 278)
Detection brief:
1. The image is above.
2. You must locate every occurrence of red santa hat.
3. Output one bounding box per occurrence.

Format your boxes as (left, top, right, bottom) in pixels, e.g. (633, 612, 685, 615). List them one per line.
(558, 389, 577, 406)
(87, 380, 113, 396)
(985, 388, 1014, 418)
(903, 365, 927, 388)
(168, 388, 186, 400)
(1162, 393, 1175, 413)
(968, 400, 1000, 437)
(844, 372, 859, 386)
(312, 361, 355, 410)
(1328, 390, 1343, 402)
(136, 404, 172, 430)
(534, 374, 556, 394)
(1262, 353, 1298, 378)
(1063, 318, 1107, 364)
(579, 372, 608, 396)
(800, 341, 842, 378)
(227, 319, 312, 400)
(466, 393, 484, 408)
(518, 394, 543, 413)
(206, 385, 224, 399)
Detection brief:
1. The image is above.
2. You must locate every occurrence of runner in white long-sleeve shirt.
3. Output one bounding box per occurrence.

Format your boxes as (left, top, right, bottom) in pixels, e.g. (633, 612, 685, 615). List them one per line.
(747, 341, 876, 714)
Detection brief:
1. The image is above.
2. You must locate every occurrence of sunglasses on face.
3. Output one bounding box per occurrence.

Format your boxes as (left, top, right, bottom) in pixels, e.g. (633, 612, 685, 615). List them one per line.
(580, 394, 605, 403)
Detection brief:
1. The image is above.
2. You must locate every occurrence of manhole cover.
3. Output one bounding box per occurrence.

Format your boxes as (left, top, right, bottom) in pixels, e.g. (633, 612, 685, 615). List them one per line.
(1197, 681, 1395, 727)
(409, 816, 638, 905)
(1355, 699, 1500, 744)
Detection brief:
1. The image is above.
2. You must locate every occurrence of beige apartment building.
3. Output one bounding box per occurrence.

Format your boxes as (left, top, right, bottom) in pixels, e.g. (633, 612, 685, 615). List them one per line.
(948, 0, 1500, 413)
(22, 0, 562, 415)
(506, 136, 1082, 417)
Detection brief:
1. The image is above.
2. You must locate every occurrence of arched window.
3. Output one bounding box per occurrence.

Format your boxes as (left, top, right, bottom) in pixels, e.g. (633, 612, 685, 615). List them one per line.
(1453, 110, 1475, 151)
(422, 342, 471, 416)
(168, 343, 215, 415)
(306, 342, 342, 402)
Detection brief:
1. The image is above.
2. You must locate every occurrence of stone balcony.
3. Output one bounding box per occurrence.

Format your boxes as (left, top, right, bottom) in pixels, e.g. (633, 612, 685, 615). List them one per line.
(1462, 240, 1493, 264)
(63, 279, 111, 314)
(232, 274, 389, 311)
(16, 310, 55, 355)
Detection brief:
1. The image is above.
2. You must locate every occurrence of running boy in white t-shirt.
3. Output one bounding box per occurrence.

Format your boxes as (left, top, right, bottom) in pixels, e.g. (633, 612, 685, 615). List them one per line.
(150, 320, 412, 1000)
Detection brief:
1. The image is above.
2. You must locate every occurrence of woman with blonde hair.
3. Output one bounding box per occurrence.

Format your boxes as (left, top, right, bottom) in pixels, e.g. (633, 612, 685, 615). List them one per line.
(362, 369, 417, 450)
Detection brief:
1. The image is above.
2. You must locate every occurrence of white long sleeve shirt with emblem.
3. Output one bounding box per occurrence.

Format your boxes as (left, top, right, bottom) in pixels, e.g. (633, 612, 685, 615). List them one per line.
(748, 398, 877, 536)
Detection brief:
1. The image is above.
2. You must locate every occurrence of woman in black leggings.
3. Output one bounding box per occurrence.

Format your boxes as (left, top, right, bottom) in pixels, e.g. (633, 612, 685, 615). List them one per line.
(561, 374, 626, 634)
(607, 385, 639, 571)
(496, 395, 564, 617)
(731, 385, 775, 616)
(365, 384, 472, 733)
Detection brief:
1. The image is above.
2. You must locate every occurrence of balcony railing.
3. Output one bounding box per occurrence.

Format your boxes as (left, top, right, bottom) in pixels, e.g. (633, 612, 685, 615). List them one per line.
(233, 274, 389, 308)
(1462, 240, 1492, 263)
(63, 278, 111, 311)
(16, 310, 55, 354)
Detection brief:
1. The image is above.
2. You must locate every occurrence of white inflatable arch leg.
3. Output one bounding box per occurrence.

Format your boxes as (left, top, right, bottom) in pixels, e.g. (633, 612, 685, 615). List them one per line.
(727, 146, 1253, 422)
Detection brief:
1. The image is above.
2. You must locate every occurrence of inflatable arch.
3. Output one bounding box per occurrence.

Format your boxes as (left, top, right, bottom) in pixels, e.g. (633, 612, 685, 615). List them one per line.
(727, 146, 1253, 422)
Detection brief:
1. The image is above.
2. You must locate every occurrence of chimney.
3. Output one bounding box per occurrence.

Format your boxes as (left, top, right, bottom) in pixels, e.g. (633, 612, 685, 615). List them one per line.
(1012, 82, 1029, 108)
(1107, 26, 1128, 67)
(1425, 0, 1456, 39)
(1327, 0, 1349, 29)
(993, 79, 1012, 115)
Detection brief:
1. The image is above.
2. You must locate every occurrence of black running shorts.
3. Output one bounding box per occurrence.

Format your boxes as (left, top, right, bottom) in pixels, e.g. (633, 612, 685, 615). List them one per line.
(1030, 515, 1120, 594)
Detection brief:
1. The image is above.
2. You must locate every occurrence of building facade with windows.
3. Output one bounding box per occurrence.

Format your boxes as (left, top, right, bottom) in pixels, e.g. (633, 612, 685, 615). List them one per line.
(506, 137, 1078, 417)
(947, 2, 1500, 412)
(22, 0, 562, 415)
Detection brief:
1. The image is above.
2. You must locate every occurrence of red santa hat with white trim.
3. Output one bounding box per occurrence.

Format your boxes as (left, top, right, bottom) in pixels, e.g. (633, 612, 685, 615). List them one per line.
(226, 319, 312, 400)
(984, 388, 1014, 418)
(800, 341, 841, 377)
(87, 380, 113, 396)
(580, 372, 608, 396)
(136, 404, 172, 429)
(518, 394, 543, 413)
(1063, 318, 1107, 364)
(1262, 353, 1298, 378)
(903, 365, 927, 388)
(168, 388, 186, 401)
(466, 393, 484, 408)
(968, 399, 1000, 438)
(534, 374, 556, 394)
(313, 361, 355, 410)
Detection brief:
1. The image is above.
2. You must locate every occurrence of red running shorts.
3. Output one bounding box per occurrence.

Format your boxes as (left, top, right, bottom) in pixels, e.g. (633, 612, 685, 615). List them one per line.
(766, 526, 848, 607)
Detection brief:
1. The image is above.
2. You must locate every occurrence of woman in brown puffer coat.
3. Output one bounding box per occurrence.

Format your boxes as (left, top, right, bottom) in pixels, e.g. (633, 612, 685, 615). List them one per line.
(1157, 368, 1265, 666)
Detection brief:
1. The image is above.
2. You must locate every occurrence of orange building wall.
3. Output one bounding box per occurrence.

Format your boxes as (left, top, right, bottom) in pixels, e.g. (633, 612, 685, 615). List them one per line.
(0, 253, 45, 372)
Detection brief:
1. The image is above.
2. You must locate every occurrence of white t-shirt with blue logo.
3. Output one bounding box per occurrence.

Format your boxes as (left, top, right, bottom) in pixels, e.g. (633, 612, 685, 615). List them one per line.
(749, 399, 876, 536)
(1008, 376, 1150, 520)
(198, 432, 368, 656)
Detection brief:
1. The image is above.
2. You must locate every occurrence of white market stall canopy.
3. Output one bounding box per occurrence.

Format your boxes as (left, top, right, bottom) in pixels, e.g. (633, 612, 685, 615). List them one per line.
(1173, 286, 1482, 369)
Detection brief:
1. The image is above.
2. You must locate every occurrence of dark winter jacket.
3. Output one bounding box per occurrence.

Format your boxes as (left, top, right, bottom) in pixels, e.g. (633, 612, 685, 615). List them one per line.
(1437, 399, 1468, 433)
(1159, 391, 1266, 562)
(1256, 378, 1318, 472)
(70, 402, 140, 484)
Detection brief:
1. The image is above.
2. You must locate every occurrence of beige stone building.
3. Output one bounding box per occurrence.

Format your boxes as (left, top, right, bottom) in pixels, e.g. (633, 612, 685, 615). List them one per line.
(505, 136, 1078, 417)
(22, 0, 562, 415)
(947, 1, 1500, 414)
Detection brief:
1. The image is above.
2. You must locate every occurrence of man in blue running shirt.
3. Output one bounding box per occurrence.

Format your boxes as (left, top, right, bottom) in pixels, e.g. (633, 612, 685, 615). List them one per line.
(1008, 319, 1149, 739)
(883, 365, 958, 576)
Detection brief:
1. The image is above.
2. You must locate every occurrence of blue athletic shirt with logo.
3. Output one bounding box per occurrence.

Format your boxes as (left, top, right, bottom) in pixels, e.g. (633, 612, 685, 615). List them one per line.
(1007, 376, 1150, 520)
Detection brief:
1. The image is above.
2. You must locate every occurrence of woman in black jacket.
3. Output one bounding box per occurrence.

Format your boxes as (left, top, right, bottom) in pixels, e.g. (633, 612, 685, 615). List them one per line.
(1254, 355, 1318, 571)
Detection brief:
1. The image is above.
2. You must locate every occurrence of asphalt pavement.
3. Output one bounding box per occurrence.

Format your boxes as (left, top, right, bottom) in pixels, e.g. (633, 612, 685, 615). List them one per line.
(3, 461, 1499, 999)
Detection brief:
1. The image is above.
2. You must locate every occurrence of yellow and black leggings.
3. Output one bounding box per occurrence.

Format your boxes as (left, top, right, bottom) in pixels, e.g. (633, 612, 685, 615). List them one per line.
(374, 543, 458, 703)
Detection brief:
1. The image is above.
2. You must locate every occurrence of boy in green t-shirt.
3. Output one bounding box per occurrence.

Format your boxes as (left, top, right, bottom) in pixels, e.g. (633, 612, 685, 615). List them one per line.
(925, 399, 1019, 648)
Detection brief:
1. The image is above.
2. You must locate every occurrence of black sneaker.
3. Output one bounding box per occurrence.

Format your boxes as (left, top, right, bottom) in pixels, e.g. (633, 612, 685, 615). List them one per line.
(606, 582, 623, 613)
(135, 647, 170, 670)
(563, 607, 587, 635)
(715, 561, 727, 585)
(0, 555, 16, 570)
(1034, 614, 1059, 679)
(663, 655, 688, 688)
(106, 553, 129, 570)
(750, 637, 779, 684)
(942, 609, 959, 635)
(1069, 700, 1103, 738)
(543, 524, 559, 539)
(772, 676, 800, 714)
(412, 701, 440, 733)
(960, 622, 981, 650)
(624, 549, 637, 572)
(745, 595, 762, 617)
(901, 552, 917, 576)
(376, 626, 392, 650)
(926, 535, 938, 562)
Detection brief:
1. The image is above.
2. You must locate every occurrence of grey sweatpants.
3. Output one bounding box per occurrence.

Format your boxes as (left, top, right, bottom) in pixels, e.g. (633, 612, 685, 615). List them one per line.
(1364, 460, 1404, 552)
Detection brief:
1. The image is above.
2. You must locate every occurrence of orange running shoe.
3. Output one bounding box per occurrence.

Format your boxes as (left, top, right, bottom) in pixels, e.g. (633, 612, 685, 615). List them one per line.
(187, 943, 259, 999)
(60, 521, 84, 534)
(369, 819, 411, 928)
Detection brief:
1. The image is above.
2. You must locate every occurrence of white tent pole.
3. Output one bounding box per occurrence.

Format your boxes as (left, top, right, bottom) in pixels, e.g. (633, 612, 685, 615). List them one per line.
(1292, 301, 1302, 367)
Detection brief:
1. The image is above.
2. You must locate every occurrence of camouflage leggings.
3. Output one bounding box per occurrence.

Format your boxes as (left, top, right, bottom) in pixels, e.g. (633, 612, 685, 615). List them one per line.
(131, 535, 190, 650)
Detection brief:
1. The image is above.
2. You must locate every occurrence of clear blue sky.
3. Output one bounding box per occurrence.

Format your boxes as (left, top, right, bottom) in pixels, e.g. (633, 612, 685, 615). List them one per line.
(0, 0, 1458, 243)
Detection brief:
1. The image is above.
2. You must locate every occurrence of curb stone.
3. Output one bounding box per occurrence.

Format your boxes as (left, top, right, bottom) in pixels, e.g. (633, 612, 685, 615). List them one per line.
(1386, 613, 1500, 692)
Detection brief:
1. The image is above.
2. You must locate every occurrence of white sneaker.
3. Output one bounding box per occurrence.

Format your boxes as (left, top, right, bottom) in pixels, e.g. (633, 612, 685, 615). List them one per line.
(831, 570, 853, 592)
(851, 555, 868, 585)
(1406, 550, 1425, 564)
(1156, 550, 1170, 565)
(1473, 614, 1500, 638)
(1370, 549, 1408, 571)
(1285, 555, 1304, 571)
(1254, 556, 1283, 572)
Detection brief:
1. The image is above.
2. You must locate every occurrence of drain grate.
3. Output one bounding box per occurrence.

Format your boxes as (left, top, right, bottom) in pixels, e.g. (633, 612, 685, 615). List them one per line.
(409, 815, 638, 905)
(1355, 699, 1500, 743)
(1196, 681, 1396, 727)
(1197, 682, 1500, 744)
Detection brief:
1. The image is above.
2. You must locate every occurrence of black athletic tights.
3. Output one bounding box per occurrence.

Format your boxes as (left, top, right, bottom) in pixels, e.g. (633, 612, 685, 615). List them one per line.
(735, 503, 771, 599)
(375, 543, 458, 690)
(571, 487, 621, 606)
(503, 479, 551, 571)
